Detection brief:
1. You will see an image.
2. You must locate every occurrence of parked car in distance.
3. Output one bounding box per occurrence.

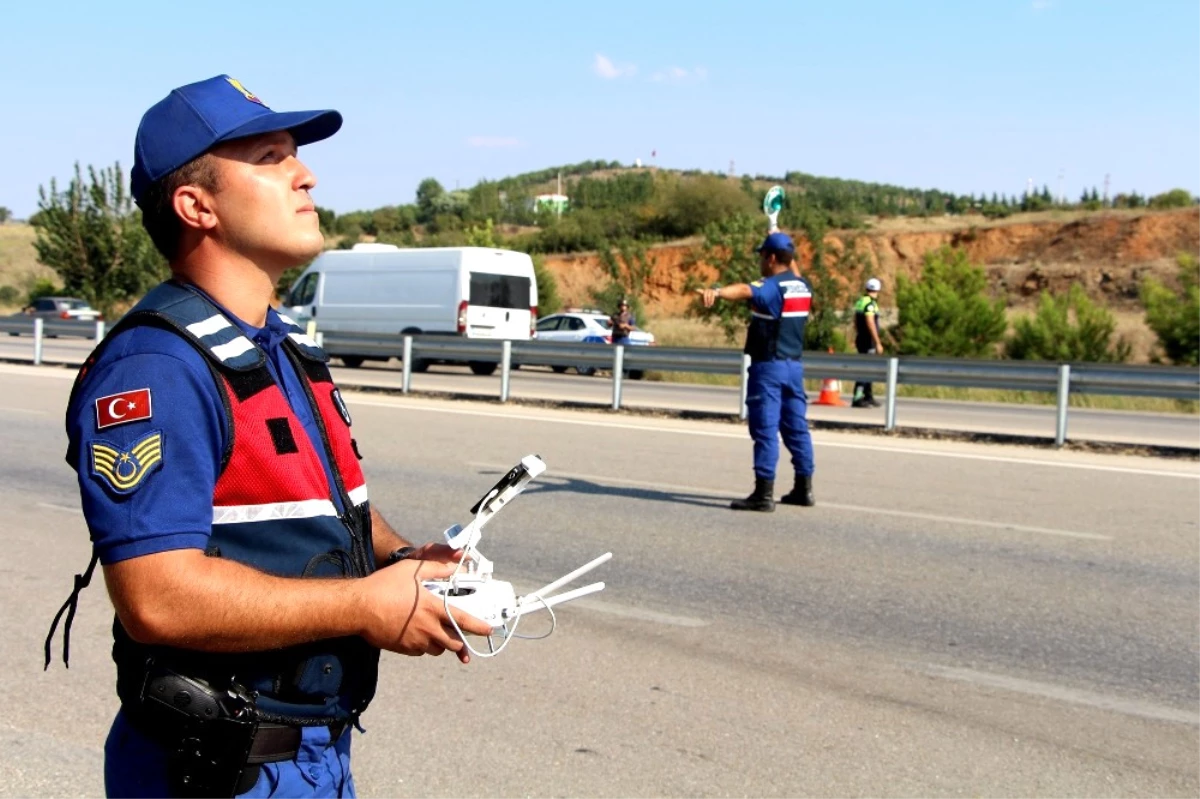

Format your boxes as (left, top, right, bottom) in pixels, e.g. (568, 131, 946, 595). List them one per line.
(534, 309, 655, 378)
(23, 296, 102, 321)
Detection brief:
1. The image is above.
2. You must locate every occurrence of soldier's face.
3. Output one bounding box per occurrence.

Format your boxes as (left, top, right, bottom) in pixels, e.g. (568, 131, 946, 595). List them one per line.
(205, 131, 325, 274)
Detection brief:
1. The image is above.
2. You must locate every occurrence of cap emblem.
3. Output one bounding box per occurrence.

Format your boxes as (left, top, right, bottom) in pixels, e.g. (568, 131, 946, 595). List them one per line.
(225, 77, 265, 106)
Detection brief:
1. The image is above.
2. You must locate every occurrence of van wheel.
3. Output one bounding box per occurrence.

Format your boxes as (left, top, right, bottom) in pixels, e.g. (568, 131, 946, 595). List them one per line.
(550, 366, 568, 374)
(628, 370, 645, 380)
(340, 356, 364, 368)
(410, 359, 429, 373)
(576, 366, 596, 377)
(469, 361, 497, 377)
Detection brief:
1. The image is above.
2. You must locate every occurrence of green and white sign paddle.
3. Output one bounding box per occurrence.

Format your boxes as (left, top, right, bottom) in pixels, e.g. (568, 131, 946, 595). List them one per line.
(763, 185, 785, 232)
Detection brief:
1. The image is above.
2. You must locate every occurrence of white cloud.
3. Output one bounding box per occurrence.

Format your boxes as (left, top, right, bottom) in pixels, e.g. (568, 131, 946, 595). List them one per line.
(651, 65, 708, 83)
(593, 53, 636, 79)
(466, 136, 521, 148)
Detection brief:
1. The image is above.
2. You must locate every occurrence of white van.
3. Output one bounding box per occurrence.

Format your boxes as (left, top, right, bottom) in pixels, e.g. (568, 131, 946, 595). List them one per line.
(284, 244, 538, 375)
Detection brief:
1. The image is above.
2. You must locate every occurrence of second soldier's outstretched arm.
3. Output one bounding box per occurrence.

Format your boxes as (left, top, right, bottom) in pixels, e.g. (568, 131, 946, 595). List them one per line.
(696, 284, 753, 308)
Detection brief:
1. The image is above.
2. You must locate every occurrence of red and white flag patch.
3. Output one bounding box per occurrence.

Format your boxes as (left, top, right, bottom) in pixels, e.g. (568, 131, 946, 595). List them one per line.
(95, 388, 153, 430)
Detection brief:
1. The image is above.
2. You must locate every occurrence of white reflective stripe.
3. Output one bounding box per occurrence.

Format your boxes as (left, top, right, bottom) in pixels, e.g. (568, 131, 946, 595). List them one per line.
(210, 336, 257, 361)
(781, 311, 810, 317)
(213, 498, 339, 525)
(277, 313, 297, 327)
(288, 332, 319, 349)
(750, 311, 775, 320)
(348, 485, 369, 505)
(187, 315, 233, 338)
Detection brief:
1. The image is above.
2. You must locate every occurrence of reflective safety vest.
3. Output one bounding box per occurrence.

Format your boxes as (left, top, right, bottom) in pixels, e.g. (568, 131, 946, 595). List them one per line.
(56, 280, 379, 726)
(854, 294, 879, 351)
(744, 271, 812, 362)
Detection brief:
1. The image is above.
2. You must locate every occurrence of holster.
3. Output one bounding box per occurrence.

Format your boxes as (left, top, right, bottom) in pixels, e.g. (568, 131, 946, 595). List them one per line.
(128, 663, 302, 798)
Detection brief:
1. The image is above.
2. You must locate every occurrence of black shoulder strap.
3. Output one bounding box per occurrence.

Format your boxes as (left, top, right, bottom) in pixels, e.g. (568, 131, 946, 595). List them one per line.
(44, 552, 99, 670)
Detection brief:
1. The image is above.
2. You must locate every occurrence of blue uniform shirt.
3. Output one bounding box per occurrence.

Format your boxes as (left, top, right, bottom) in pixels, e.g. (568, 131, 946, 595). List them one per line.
(745, 271, 812, 361)
(67, 297, 342, 565)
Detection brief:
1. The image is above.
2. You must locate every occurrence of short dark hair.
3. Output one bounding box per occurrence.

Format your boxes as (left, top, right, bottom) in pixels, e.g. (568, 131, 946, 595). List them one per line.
(762, 248, 794, 266)
(139, 154, 220, 260)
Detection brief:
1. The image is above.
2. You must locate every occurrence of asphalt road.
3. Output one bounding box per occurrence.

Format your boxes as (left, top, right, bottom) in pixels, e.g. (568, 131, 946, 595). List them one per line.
(2, 363, 1197, 797)
(1, 336, 1197, 450)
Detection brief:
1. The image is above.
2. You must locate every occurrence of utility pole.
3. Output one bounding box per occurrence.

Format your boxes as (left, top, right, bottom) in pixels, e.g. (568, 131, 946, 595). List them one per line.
(1103, 173, 1110, 205)
(729, 159, 735, 178)
(1057, 168, 1064, 204)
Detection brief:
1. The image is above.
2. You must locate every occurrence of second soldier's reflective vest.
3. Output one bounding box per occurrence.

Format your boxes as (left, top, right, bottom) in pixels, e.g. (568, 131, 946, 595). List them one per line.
(65, 280, 379, 726)
(744, 271, 812, 362)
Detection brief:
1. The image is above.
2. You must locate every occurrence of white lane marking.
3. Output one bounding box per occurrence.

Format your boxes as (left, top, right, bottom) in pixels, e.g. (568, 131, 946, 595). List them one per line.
(38, 502, 82, 515)
(467, 463, 1111, 541)
(916, 663, 1199, 726)
(349, 396, 1200, 480)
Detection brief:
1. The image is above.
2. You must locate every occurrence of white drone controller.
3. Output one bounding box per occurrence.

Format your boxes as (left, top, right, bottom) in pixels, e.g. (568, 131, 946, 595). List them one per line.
(423, 455, 612, 648)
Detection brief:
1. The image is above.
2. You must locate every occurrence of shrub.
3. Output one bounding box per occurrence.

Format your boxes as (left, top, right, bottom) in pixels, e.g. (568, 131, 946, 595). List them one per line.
(1006, 284, 1131, 363)
(890, 246, 1007, 357)
(1141, 254, 1200, 366)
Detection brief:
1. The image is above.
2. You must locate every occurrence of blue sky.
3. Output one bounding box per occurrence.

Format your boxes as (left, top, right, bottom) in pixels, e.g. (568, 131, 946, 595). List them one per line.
(1, 0, 1197, 219)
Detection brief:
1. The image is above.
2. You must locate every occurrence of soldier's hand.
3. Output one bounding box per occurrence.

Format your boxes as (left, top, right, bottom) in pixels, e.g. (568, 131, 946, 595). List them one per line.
(357, 558, 494, 663)
(695, 287, 719, 308)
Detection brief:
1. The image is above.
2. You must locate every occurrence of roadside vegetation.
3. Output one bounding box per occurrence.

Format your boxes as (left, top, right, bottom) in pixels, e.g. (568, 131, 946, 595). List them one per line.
(1, 158, 1195, 415)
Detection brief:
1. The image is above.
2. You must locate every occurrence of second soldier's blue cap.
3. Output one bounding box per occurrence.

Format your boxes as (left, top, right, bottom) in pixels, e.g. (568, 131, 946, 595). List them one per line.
(131, 74, 342, 206)
(756, 231, 795, 253)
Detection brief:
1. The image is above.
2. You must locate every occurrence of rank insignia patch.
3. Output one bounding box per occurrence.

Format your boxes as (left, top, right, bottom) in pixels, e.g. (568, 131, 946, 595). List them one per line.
(90, 431, 164, 494)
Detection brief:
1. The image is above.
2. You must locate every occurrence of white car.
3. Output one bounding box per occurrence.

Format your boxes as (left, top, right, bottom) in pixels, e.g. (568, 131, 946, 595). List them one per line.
(534, 310, 655, 378)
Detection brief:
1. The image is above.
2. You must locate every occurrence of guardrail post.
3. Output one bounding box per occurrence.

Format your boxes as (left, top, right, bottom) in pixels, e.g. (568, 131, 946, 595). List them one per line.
(500, 340, 512, 403)
(740, 354, 751, 420)
(33, 318, 43, 365)
(401, 336, 413, 394)
(884, 357, 899, 431)
(1055, 364, 1071, 448)
(95, 320, 106, 341)
(612, 345, 625, 410)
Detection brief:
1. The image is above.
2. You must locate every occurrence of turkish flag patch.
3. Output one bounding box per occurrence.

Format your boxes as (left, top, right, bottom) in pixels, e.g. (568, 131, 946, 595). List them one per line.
(95, 388, 153, 430)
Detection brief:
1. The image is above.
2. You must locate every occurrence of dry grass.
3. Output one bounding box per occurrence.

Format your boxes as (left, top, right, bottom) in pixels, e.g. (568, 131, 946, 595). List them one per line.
(0, 223, 53, 311)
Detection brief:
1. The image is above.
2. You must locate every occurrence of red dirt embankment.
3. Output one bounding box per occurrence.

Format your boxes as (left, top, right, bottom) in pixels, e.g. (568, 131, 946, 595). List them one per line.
(542, 208, 1199, 317)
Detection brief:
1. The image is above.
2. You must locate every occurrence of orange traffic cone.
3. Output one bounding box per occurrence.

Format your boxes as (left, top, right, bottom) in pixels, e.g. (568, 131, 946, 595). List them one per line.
(814, 348, 848, 406)
(815, 376, 847, 406)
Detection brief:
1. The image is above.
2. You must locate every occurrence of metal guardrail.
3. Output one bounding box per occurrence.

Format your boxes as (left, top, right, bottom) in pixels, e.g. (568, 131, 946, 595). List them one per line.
(0, 317, 106, 364)
(3, 321, 1196, 447)
(313, 331, 1200, 447)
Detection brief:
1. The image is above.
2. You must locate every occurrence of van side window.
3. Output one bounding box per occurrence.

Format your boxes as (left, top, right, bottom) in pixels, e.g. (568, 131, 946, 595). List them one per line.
(291, 273, 318, 306)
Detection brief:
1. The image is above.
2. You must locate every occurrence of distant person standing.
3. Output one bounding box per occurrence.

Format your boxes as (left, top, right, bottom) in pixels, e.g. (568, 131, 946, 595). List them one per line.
(610, 298, 636, 346)
(852, 277, 884, 408)
(696, 232, 815, 512)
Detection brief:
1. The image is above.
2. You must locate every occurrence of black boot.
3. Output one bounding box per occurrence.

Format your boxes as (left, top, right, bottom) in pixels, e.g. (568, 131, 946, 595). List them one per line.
(779, 475, 815, 506)
(731, 478, 775, 512)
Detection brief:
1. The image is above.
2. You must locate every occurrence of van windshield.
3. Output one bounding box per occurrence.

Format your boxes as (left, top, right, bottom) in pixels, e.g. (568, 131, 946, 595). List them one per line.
(469, 273, 531, 310)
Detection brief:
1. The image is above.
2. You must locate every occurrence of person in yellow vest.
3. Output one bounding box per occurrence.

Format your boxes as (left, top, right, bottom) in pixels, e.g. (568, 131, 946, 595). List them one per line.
(852, 278, 884, 408)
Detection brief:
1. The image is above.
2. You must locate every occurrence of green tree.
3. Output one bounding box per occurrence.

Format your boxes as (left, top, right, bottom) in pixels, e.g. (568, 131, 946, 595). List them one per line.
(32, 162, 167, 317)
(1006, 284, 1131, 363)
(594, 238, 655, 320)
(656, 175, 756, 238)
(415, 177, 445, 223)
(793, 209, 863, 352)
(1148, 188, 1195, 209)
(690, 213, 763, 342)
(532, 255, 561, 315)
(0, 206, 10, 224)
(1141, 254, 1200, 365)
(891, 246, 1007, 357)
